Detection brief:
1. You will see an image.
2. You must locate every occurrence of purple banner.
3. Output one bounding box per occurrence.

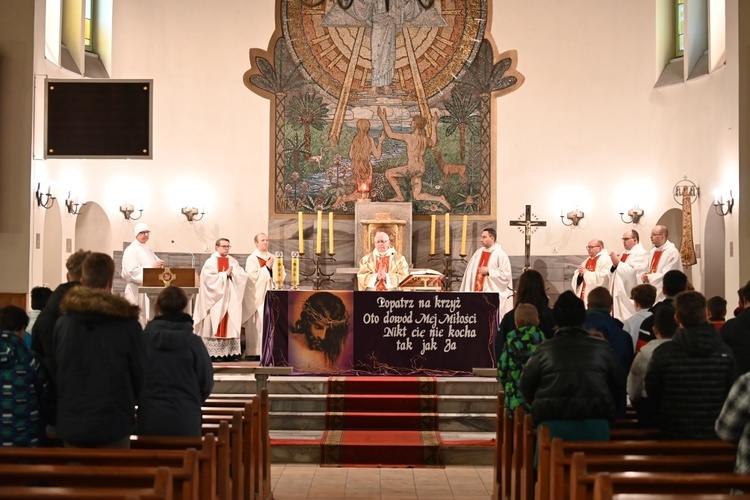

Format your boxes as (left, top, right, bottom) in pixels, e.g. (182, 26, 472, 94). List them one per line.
(262, 290, 499, 376)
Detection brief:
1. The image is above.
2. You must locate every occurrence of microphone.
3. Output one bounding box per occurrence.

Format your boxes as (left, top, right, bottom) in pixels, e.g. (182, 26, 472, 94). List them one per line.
(171, 240, 195, 269)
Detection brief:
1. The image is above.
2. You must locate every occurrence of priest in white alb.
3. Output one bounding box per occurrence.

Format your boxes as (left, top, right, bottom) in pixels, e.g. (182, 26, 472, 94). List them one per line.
(243, 232, 285, 359)
(572, 239, 611, 307)
(460, 228, 513, 316)
(121, 222, 164, 326)
(194, 238, 249, 359)
(357, 231, 409, 291)
(609, 229, 649, 321)
(640, 225, 684, 302)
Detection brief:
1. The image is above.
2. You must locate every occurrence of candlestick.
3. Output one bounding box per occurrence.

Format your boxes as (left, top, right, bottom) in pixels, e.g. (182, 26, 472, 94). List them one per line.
(460, 215, 468, 256)
(328, 212, 335, 255)
(297, 211, 304, 254)
(291, 251, 300, 289)
(430, 215, 436, 255)
(316, 210, 322, 254)
(444, 213, 450, 255)
(274, 251, 284, 290)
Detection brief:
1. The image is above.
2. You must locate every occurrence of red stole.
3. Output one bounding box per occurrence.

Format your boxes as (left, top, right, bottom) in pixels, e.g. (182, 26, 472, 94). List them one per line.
(215, 257, 230, 338)
(649, 250, 663, 273)
(580, 255, 600, 300)
(257, 256, 268, 267)
(621, 253, 629, 262)
(473, 251, 492, 291)
(375, 255, 389, 291)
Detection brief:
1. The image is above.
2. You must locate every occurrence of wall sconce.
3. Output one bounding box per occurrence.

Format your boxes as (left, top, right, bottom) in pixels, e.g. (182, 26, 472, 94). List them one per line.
(181, 206, 205, 222)
(35, 183, 55, 209)
(119, 204, 143, 220)
(620, 207, 644, 224)
(561, 209, 584, 226)
(713, 190, 734, 216)
(65, 192, 85, 215)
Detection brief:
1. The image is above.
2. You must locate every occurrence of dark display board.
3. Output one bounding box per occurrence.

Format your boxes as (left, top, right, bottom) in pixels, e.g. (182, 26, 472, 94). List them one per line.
(46, 79, 152, 158)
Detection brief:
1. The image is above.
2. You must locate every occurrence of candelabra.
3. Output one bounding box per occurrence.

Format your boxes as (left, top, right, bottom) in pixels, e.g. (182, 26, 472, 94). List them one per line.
(298, 251, 336, 290)
(427, 253, 467, 291)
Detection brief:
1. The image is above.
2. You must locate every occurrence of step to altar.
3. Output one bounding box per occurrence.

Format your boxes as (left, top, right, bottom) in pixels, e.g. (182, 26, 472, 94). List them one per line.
(212, 367, 499, 466)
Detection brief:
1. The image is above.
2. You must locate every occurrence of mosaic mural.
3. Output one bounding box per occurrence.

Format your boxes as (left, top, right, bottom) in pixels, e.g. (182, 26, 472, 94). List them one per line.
(243, 0, 524, 216)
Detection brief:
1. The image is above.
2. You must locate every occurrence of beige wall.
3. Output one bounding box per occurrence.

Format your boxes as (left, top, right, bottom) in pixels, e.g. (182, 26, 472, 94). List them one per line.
(0, 0, 744, 296)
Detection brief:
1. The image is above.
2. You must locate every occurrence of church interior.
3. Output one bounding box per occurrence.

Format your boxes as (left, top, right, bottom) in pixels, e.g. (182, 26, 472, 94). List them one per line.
(1, 0, 749, 498)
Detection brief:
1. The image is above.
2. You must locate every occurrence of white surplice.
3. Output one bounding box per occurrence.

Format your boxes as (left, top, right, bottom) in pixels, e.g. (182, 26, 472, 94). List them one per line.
(460, 243, 513, 316)
(121, 239, 161, 325)
(610, 243, 649, 321)
(571, 249, 611, 307)
(643, 240, 684, 302)
(243, 249, 285, 357)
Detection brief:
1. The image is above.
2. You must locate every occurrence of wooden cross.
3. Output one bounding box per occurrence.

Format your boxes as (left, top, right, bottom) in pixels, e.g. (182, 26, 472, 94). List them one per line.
(509, 205, 547, 271)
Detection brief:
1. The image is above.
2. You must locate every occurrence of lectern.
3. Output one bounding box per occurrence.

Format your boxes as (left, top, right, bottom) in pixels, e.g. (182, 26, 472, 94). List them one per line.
(139, 268, 199, 320)
(399, 269, 444, 291)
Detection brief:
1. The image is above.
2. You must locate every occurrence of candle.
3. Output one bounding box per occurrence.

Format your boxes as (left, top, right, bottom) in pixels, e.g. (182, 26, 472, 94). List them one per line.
(316, 210, 323, 254)
(460, 215, 468, 256)
(292, 256, 299, 283)
(430, 215, 436, 255)
(329, 212, 335, 254)
(444, 213, 450, 255)
(275, 256, 284, 285)
(297, 212, 304, 254)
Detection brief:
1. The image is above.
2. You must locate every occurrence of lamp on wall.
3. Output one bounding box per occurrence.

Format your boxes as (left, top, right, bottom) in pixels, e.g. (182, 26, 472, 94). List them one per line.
(560, 208, 584, 226)
(713, 190, 734, 216)
(620, 207, 644, 224)
(35, 183, 55, 209)
(119, 203, 143, 220)
(65, 192, 85, 215)
(181, 206, 205, 222)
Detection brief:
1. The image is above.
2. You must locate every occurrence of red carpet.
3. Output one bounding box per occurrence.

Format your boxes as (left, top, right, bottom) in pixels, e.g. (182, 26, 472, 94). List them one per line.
(320, 376, 442, 467)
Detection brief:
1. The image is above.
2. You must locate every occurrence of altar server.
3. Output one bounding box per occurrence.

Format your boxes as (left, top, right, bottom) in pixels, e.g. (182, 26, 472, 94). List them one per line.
(460, 228, 513, 316)
(357, 231, 408, 291)
(193, 238, 249, 360)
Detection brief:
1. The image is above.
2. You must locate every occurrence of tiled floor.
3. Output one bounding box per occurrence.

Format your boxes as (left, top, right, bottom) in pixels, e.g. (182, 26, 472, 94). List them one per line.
(270, 464, 494, 499)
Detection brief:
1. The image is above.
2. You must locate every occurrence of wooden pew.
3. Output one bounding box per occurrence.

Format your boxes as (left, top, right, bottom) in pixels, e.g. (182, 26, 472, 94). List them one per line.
(591, 471, 750, 500)
(570, 452, 736, 500)
(492, 392, 504, 500)
(202, 412, 244, 500)
(259, 389, 273, 500)
(0, 464, 173, 500)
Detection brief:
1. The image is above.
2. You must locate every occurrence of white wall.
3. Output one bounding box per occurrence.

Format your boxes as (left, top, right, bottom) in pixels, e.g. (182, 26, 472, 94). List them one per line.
(25, 0, 741, 295)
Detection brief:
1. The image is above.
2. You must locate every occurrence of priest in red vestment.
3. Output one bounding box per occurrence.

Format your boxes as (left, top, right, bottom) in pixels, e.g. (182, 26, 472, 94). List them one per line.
(640, 225, 684, 302)
(460, 228, 513, 316)
(572, 239, 611, 307)
(609, 229, 649, 321)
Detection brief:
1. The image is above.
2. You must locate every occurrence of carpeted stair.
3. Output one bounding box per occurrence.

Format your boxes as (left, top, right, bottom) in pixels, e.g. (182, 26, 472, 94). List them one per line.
(320, 376, 442, 467)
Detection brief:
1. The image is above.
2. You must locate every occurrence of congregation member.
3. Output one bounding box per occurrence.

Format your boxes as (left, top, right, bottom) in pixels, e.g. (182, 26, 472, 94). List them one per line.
(121, 222, 165, 326)
(622, 284, 656, 350)
(636, 269, 688, 351)
(721, 282, 750, 375)
(498, 269, 556, 345)
(572, 239, 610, 307)
(627, 306, 677, 426)
(194, 238, 249, 360)
(55, 252, 146, 449)
(715, 368, 750, 477)
(609, 229, 649, 321)
(645, 290, 736, 440)
(137, 286, 213, 437)
(707, 295, 728, 331)
(520, 291, 625, 442)
(734, 284, 748, 317)
(357, 230, 408, 290)
(244, 232, 284, 360)
(0, 305, 46, 447)
(640, 225, 684, 302)
(26, 286, 52, 336)
(460, 227, 513, 316)
(498, 303, 546, 416)
(31, 249, 90, 429)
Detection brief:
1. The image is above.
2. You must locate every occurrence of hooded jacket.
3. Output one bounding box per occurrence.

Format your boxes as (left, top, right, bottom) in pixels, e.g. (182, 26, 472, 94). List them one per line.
(54, 286, 145, 445)
(519, 326, 625, 424)
(1, 331, 46, 446)
(137, 312, 214, 437)
(645, 322, 736, 439)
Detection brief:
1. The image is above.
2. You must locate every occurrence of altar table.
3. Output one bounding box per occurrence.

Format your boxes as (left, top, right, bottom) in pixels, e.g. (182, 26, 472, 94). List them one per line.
(261, 290, 500, 375)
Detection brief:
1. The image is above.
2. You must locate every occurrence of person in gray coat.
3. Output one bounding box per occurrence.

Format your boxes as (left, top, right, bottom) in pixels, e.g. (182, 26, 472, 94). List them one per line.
(137, 286, 213, 437)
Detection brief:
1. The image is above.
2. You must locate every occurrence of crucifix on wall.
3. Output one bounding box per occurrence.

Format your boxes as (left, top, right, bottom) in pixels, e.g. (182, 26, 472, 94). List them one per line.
(509, 205, 547, 271)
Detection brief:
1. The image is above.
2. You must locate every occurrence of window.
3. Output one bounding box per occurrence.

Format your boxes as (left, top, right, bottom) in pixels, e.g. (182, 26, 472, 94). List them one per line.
(676, 0, 685, 57)
(84, 0, 93, 52)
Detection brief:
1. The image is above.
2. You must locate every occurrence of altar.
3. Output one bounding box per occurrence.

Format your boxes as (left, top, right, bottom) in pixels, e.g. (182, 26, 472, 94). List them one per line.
(261, 290, 500, 375)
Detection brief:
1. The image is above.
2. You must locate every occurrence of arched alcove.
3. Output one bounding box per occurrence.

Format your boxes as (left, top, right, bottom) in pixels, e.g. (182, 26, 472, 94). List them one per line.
(42, 201, 64, 287)
(74, 202, 112, 254)
(704, 209, 726, 298)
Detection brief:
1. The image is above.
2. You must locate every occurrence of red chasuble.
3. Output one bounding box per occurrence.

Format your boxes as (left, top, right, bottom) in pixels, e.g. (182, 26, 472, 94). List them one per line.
(375, 255, 389, 291)
(648, 250, 663, 273)
(580, 255, 600, 300)
(215, 257, 230, 338)
(473, 251, 492, 291)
